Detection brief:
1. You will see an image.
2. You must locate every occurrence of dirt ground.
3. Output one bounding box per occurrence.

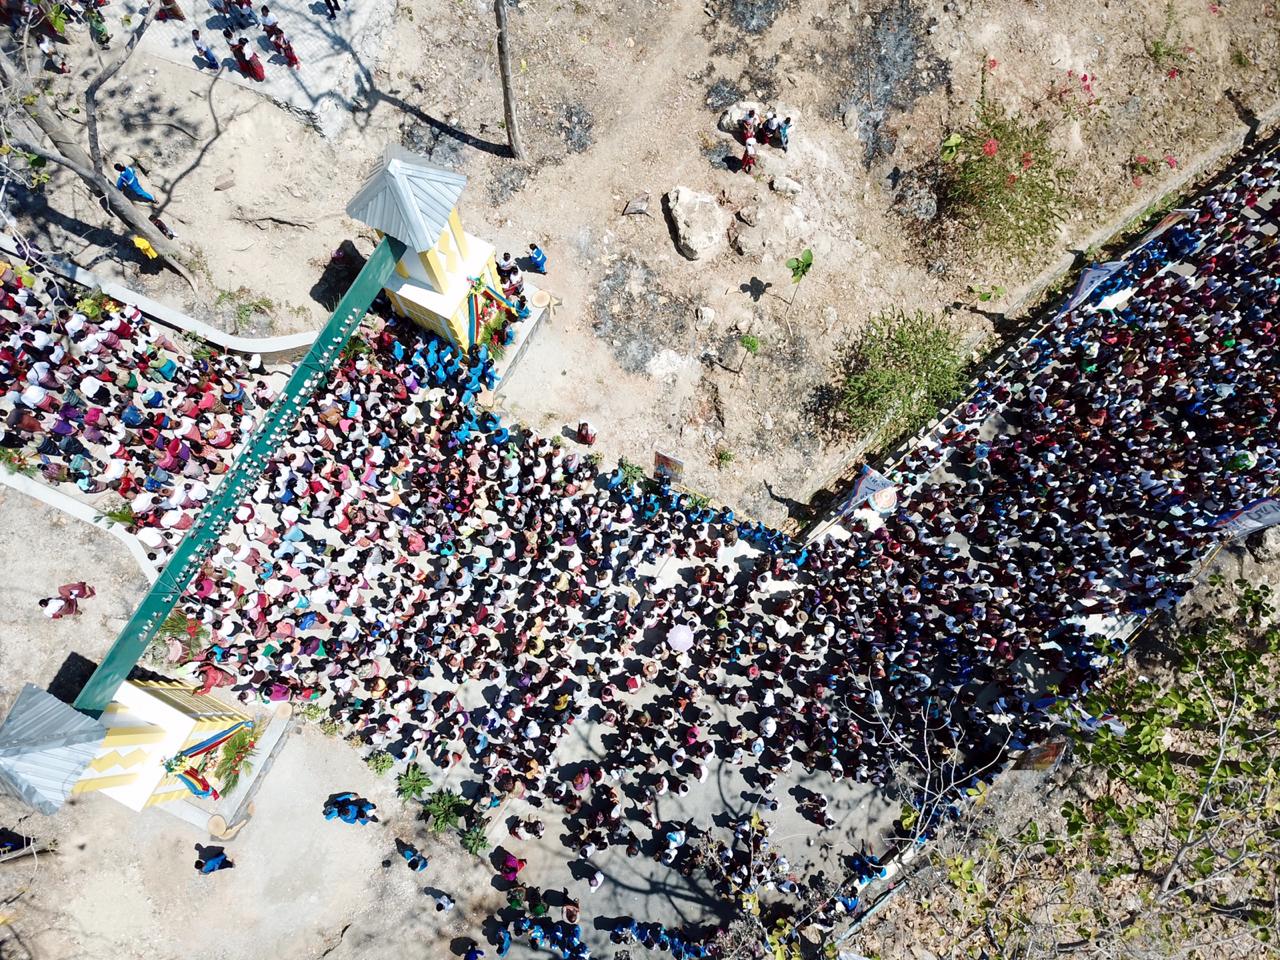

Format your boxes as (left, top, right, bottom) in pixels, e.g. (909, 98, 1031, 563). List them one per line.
(14, 0, 1280, 524)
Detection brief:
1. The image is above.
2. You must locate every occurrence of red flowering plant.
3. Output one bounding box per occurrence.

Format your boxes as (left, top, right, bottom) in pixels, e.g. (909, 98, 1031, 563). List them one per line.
(1049, 69, 1104, 120)
(939, 73, 1071, 257)
(1127, 152, 1177, 187)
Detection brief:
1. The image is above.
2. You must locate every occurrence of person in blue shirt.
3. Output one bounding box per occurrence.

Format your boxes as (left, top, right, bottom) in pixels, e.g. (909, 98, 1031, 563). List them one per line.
(194, 844, 234, 873)
(114, 163, 156, 203)
(528, 243, 548, 274)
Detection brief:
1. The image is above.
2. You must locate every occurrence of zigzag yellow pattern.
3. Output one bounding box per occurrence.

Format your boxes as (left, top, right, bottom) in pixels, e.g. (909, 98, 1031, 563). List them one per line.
(88, 748, 152, 772)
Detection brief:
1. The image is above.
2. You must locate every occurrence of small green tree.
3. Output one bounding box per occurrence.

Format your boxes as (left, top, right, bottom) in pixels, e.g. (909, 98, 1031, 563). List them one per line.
(396, 762, 433, 801)
(783, 248, 814, 324)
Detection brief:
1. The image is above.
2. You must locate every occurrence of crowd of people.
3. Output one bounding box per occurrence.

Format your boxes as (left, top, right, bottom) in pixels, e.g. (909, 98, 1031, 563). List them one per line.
(6, 138, 1280, 953)
(0, 267, 275, 563)
(170, 141, 1280, 948)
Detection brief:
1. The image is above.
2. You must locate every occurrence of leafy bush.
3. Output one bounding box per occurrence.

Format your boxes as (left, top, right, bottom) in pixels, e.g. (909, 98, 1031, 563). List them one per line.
(0, 447, 37, 477)
(460, 823, 491, 857)
(156, 608, 209, 647)
(618, 458, 647, 488)
(839, 309, 967, 443)
(102, 502, 135, 526)
(739, 334, 761, 355)
(424, 789, 468, 833)
(714, 448, 735, 469)
(396, 762, 433, 801)
(940, 96, 1070, 256)
(365, 750, 395, 777)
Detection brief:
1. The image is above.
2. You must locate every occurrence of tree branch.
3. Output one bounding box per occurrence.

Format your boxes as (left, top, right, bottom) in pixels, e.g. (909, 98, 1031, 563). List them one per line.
(84, 0, 161, 180)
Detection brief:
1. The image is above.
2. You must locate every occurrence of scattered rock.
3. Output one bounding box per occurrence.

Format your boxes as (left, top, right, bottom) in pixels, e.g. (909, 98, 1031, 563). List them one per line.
(770, 175, 802, 197)
(622, 193, 651, 216)
(736, 205, 759, 226)
(695, 305, 717, 329)
(1247, 526, 1280, 563)
(665, 186, 728, 260)
(891, 172, 938, 222)
(646, 348, 693, 384)
(729, 223, 766, 258)
(214, 176, 237, 192)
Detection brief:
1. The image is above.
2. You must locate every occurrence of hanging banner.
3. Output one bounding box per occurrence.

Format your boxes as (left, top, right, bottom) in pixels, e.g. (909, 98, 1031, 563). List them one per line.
(837, 465, 897, 518)
(1055, 261, 1127, 316)
(1213, 498, 1280, 540)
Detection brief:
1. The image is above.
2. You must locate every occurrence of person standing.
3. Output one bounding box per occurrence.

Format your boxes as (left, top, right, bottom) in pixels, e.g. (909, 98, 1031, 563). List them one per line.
(321, 0, 339, 20)
(741, 137, 758, 175)
(779, 116, 793, 152)
(114, 163, 155, 203)
(277, 33, 300, 69)
(191, 29, 220, 70)
(761, 111, 781, 147)
(527, 243, 547, 274)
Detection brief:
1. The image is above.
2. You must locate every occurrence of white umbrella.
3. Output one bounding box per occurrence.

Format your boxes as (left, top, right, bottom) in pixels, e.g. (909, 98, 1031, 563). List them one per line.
(666, 624, 694, 653)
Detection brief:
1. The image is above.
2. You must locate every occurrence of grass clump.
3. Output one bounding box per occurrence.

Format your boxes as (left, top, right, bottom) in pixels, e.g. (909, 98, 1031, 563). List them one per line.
(839, 309, 967, 443)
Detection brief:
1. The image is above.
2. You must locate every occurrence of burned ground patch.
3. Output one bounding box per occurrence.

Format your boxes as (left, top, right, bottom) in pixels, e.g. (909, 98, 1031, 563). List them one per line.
(558, 103, 595, 154)
(717, 0, 791, 35)
(400, 118, 465, 169)
(705, 77, 743, 111)
(591, 257, 693, 375)
(838, 0, 948, 167)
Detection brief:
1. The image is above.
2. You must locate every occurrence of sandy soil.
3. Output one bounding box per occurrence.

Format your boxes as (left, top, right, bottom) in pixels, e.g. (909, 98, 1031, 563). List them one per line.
(13, 0, 1280, 526)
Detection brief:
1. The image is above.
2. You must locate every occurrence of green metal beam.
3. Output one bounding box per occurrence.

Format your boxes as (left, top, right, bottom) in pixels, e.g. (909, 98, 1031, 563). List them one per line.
(74, 236, 407, 716)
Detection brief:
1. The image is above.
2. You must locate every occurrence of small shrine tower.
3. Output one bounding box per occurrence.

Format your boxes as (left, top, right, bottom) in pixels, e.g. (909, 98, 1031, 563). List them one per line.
(346, 145, 502, 348)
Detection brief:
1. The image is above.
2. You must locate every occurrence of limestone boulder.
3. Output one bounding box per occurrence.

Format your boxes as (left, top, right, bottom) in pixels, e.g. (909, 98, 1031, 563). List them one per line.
(770, 175, 803, 197)
(665, 186, 727, 260)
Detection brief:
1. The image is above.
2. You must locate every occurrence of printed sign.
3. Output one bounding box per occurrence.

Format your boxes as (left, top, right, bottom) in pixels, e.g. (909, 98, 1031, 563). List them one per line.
(653, 451, 685, 484)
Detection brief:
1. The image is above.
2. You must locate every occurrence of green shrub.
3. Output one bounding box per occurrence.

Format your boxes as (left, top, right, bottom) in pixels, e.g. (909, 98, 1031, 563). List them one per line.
(365, 750, 395, 777)
(460, 823, 491, 857)
(840, 309, 967, 443)
(714, 449, 735, 469)
(425, 789, 468, 833)
(739, 334, 761, 355)
(396, 762, 433, 801)
(618, 458, 647, 488)
(940, 95, 1070, 257)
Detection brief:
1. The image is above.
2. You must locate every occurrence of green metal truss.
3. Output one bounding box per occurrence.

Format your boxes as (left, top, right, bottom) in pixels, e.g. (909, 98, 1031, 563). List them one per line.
(74, 236, 407, 716)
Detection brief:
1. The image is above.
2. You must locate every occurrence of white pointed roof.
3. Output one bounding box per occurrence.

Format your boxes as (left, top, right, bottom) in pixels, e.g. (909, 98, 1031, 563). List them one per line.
(345, 145, 468, 253)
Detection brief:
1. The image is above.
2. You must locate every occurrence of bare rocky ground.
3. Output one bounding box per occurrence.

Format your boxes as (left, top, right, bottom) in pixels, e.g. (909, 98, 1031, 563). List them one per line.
(13, 0, 1280, 526)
